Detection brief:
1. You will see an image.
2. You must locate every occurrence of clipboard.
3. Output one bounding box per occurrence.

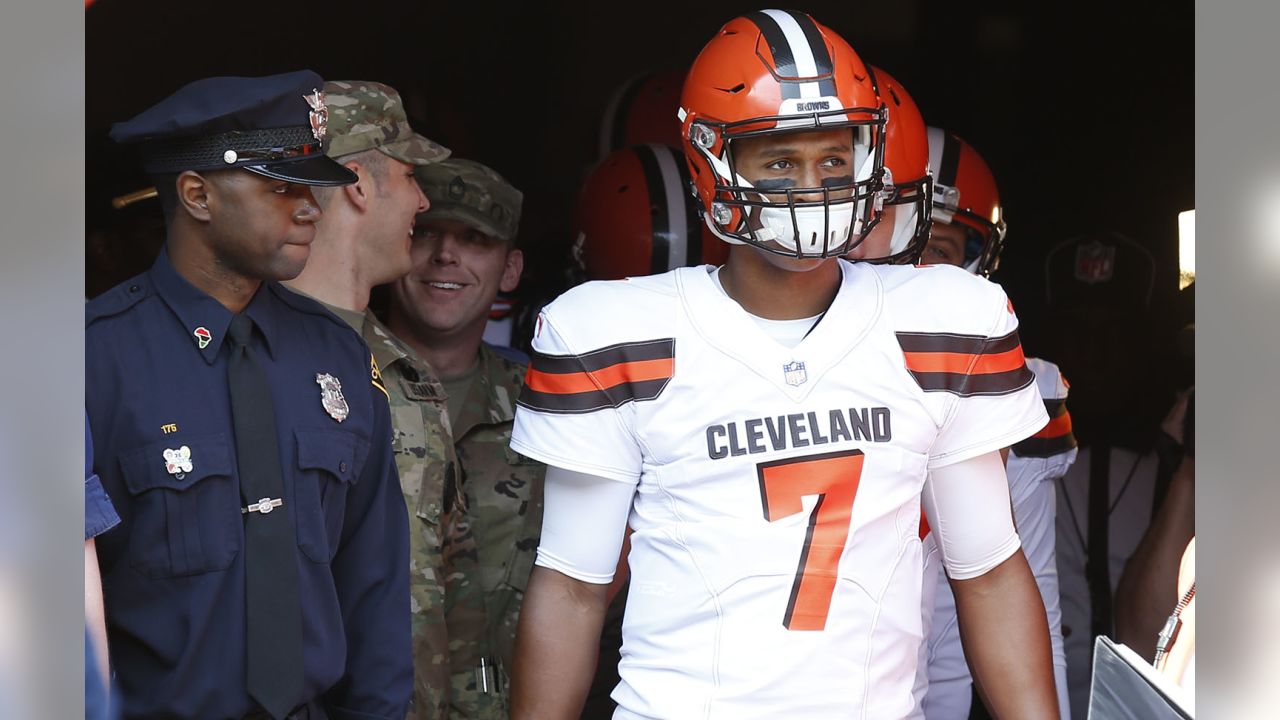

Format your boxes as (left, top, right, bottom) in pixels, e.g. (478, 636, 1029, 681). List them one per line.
(1088, 636, 1193, 719)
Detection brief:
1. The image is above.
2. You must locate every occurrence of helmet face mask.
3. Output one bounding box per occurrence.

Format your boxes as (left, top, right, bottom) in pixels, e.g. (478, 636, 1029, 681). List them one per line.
(680, 10, 889, 260)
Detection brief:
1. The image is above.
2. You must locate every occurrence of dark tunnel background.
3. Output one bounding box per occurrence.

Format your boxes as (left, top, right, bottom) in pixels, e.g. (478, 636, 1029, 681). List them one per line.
(86, 0, 1194, 447)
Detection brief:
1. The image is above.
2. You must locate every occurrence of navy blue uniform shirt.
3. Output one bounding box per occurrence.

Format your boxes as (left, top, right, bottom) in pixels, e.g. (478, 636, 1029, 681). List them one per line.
(86, 249, 411, 720)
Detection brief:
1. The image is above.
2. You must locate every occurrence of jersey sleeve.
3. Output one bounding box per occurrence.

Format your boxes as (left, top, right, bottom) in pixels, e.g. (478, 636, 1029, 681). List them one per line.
(509, 308, 648, 484)
(919, 288, 1049, 469)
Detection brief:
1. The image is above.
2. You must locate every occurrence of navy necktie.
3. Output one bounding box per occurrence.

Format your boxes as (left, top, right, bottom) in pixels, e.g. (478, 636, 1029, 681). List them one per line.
(227, 313, 303, 719)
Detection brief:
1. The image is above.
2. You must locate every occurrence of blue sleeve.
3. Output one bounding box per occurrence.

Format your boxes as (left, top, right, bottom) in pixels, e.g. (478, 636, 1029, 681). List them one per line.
(322, 376, 412, 720)
(84, 413, 120, 541)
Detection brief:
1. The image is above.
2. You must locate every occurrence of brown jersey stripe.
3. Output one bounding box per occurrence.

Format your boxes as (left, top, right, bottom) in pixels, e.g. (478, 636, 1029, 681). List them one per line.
(517, 377, 672, 415)
(524, 357, 675, 395)
(1043, 398, 1067, 419)
(528, 338, 674, 375)
(906, 365, 1035, 397)
(895, 328, 1022, 356)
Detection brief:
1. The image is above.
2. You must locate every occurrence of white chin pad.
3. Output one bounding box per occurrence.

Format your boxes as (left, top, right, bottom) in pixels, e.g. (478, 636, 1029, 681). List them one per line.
(889, 202, 919, 256)
(757, 202, 856, 254)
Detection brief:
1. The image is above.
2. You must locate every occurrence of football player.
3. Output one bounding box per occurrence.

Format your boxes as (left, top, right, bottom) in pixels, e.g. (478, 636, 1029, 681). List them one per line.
(510, 10, 1058, 719)
(917, 128, 1077, 720)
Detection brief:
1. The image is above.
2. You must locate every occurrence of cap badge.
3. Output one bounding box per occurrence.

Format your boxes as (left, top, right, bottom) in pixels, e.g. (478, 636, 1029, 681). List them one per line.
(316, 373, 349, 422)
(783, 361, 808, 387)
(163, 445, 193, 479)
(304, 88, 328, 143)
(448, 176, 466, 199)
(193, 326, 212, 349)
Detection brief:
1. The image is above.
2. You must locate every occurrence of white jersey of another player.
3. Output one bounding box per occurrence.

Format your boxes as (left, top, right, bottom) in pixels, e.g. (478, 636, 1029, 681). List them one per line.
(511, 260, 1047, 719)
(920, 358, 1077, 719)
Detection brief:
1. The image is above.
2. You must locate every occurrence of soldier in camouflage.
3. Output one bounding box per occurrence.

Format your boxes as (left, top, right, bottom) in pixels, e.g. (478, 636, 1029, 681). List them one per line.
(282, 80, 464, 720)
(386, 158, 546, 719)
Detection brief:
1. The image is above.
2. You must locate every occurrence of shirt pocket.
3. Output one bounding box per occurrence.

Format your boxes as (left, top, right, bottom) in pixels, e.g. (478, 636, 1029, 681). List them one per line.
(294, 428, 367, 563)
(118, 434, 238, 578)
(497, 450, 545, 594)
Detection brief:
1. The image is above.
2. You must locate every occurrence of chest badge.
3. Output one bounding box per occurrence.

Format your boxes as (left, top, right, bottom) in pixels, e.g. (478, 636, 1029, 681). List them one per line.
(193, 326, 211, 349)
(316, 373, 349, 422)
(783, 361, 808, 387)
(163, 445, 193, 479)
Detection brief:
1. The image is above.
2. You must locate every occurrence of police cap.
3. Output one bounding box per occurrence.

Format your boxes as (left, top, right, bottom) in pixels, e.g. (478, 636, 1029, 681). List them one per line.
(110, 69, 357, 187)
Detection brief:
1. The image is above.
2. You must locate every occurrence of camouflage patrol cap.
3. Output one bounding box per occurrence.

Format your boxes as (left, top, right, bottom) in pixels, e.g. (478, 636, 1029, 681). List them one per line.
(415, 159, 523, 243)
(322, 80, 450, 165)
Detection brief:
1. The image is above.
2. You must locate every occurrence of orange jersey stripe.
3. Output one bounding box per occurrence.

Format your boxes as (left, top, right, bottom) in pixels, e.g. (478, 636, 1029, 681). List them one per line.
(523, 357, 674, 395)
(902, 345, 1026, 375)
(1033, 409, 1073, 439)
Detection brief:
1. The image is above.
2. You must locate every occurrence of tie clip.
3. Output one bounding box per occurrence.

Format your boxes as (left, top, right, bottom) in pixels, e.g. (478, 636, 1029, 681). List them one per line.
(242, 497, 284, 515)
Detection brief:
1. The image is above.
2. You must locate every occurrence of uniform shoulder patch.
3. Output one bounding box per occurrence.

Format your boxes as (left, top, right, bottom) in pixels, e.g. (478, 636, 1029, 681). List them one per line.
(518, 338, 675, 414)
(896, 329, 1034, 397)
(86, 274, 151, 326)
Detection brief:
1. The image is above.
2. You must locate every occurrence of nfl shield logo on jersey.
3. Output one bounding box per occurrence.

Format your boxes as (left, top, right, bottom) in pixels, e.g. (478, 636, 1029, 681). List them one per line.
(783, 361, 808, 386)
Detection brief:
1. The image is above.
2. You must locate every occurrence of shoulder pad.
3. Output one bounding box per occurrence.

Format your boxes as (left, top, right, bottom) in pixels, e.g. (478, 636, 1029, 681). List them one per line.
(541, 276, 680, 352)
(878, 264, 1008, 336)
(86, 273, 152, 326)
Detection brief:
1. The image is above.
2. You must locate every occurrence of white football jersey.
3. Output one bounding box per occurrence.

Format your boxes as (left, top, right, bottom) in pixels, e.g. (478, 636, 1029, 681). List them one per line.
(920, 357, 1078, 720)
(511, 260, 1048, 720)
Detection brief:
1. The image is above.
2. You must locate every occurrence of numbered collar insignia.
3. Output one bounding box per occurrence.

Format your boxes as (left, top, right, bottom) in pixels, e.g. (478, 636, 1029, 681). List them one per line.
(193, 326, 211, 349)
(783, 361, 808, 387)
(163, 445, 193, 478)
(316, 373, 349, 422)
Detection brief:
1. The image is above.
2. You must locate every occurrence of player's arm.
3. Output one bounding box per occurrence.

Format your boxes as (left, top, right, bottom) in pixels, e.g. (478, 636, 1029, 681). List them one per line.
(924, 450, 1058, 719)
(511, 466, 635, 720)
(1114, 454, 1195, 659)
(1010, 474, 1071, 719)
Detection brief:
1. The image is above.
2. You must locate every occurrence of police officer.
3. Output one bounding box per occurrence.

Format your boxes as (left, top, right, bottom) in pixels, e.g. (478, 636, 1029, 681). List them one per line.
(86, 70, 412, 720)
(282, 80, 462, 720)
(384, 159, 546, 717)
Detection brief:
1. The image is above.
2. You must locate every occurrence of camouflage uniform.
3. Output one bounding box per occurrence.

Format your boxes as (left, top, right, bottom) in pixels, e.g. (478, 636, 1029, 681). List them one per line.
(316, 303, 465, 720)
(409, 159, 546, 718)
(318, 82, 455, 720)
(445, 345, 545, 718)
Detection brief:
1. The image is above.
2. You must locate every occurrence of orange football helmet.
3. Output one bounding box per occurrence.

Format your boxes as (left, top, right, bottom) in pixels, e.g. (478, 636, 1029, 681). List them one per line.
(679, 9, 887, 258)
(599, 69, 687, 161)
(927, 127, 1008, 276)
(574, 144, 728, 280)
(846, 66, 932, 265)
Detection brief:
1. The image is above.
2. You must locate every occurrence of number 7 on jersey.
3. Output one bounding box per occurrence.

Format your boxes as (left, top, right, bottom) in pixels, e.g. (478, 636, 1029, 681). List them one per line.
(757, 449, 865, 631)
